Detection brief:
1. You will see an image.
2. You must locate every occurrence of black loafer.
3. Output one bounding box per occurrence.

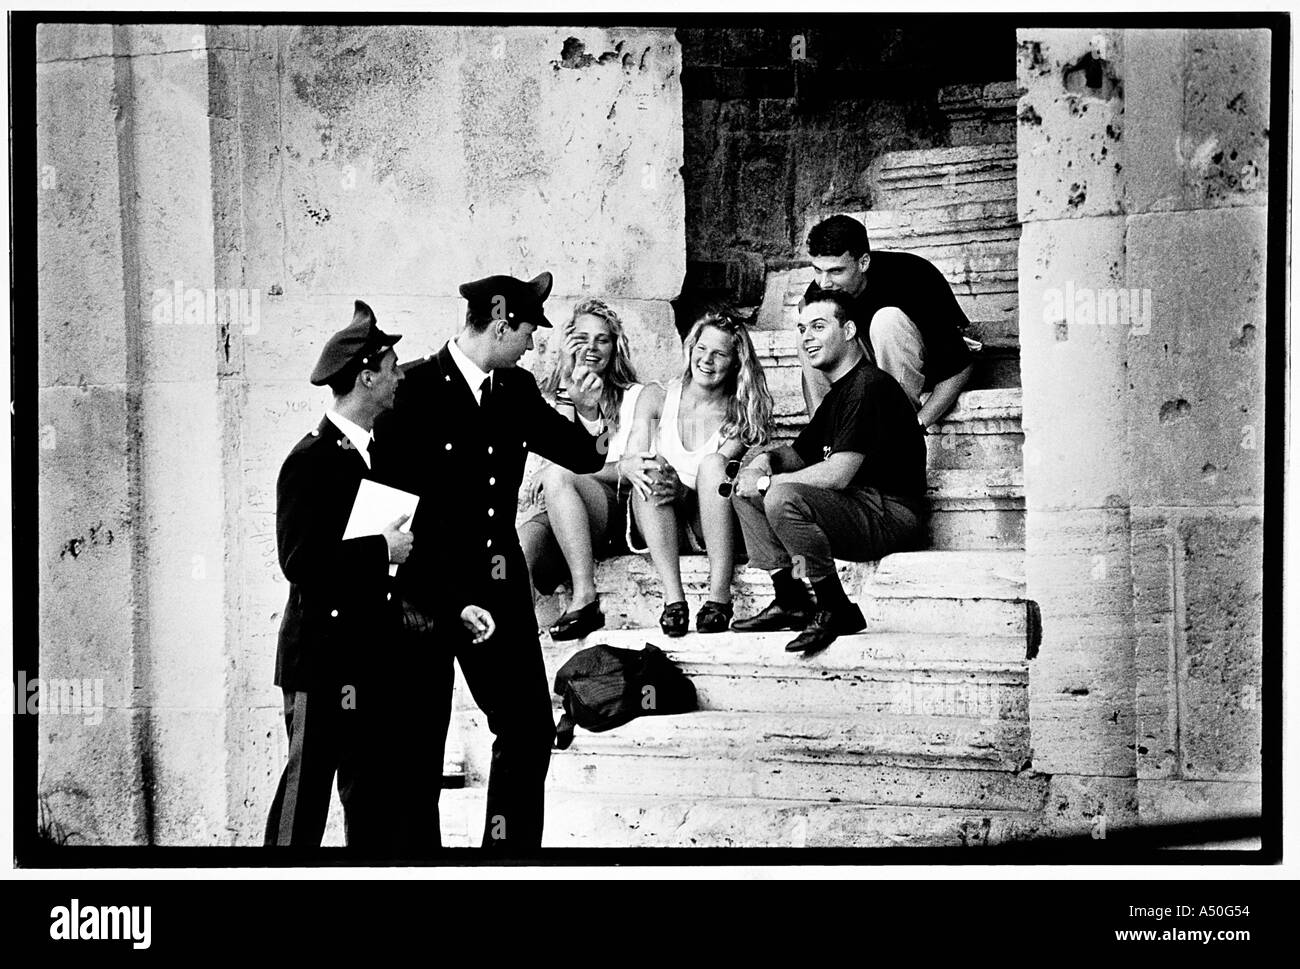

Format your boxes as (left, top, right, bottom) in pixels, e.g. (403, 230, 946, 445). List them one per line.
(696, 600, 733, 633)
(784, 605, 867, 655)
(731, 599, 814, 632)
(660, 601, 690, 638)
(549, 599, 605, 641)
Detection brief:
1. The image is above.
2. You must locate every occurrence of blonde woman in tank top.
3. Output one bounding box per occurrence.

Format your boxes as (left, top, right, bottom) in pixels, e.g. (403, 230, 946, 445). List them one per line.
(520, 298, 648, 641)
(618, 310, 774, 636)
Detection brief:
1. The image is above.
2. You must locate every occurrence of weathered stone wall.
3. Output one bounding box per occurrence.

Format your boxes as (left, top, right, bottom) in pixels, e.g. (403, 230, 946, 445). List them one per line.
(1017, 28, 1267, 835)
(679, 25, 1014, 305)
(36, 22, 685, 845)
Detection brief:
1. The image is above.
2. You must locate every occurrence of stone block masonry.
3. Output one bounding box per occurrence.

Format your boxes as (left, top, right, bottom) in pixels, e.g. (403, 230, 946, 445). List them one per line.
(1016, 27, 1267, 834)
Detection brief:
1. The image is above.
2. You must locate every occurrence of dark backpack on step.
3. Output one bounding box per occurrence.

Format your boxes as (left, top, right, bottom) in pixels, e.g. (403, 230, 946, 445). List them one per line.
(552, 643, 698, 750)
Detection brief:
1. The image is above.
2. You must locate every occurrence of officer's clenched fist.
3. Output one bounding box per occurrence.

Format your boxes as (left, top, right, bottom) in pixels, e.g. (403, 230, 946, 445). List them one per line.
(461, 604, 495, 644)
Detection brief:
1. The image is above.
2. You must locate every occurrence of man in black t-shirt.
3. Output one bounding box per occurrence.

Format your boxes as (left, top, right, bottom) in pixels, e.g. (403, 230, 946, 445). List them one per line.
(730, 290, 927, 654)
(800, 214, 975, 429)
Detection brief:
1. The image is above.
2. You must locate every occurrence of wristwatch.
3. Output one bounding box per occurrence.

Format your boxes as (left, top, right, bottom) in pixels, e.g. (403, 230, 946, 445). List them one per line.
(756, 473, 771, 495)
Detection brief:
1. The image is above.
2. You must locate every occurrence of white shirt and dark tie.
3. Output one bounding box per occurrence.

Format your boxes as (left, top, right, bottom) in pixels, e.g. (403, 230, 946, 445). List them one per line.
(447, 337, 492, 406)
(325, 410, 374, 470)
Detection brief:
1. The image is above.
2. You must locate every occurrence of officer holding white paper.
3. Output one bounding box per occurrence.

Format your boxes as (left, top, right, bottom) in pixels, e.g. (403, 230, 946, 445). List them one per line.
(264, 300, 413, 848)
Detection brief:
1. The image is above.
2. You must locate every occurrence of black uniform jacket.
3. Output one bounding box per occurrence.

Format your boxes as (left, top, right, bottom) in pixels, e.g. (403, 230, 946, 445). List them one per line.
(274, 416, 396, 692)
(376, 342, 604, 637)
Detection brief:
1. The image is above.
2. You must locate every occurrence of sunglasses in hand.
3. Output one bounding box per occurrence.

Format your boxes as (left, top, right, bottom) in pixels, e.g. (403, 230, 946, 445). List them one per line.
(716, 459, 743, 498)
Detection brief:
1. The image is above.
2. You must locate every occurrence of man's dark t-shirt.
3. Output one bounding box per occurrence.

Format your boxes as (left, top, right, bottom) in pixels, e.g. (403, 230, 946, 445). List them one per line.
(792, 358, 927, 509)
(804, 250, 972, 390)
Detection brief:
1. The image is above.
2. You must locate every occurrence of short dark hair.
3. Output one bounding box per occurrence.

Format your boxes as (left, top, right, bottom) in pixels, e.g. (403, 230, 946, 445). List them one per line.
(327, 349, 390, 397)
(807, 214, 870, 260)
(327, 363, 362, 398)
(465, 308, 527, 333)
(802, 287, 857, 328)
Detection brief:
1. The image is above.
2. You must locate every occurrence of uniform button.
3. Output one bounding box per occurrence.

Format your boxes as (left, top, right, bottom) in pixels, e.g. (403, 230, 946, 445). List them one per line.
(445, 442, 452, 451)
(330, 609, 338, 618)
(489, 477, 496, 485)
(444, 375, 451, 382)
(487, 446, 493, 455)
(486, 539, 492, 548)
(522, 441, 527, 448)
(386, 592, 392, 601)
(488, 508, 495, 517)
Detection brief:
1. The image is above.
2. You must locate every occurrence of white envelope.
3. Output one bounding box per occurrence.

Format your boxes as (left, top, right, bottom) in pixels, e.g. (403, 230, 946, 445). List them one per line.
(343, 479, 419, 577)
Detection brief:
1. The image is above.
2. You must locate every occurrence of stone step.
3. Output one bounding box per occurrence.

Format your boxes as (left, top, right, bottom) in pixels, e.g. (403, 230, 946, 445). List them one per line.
(549, 709, 1030, 771)
(867, 143, 1018, 211)
(536, 547, 1029, 638)
(925, 414, 1023, 471)
(542, 630, 1030, 719)
(871, 549, 1023, 598)
(938, 80, 1019, 148)
(868, 550, 1028, 637)
(557, 625, 1029, 668)
(438, 788, 1045, 847)
(928, 502, 1025, 551)
(928, 467, 1022, 501)
(860, 198, 1020, 240)
(548, 743, 1048, 812)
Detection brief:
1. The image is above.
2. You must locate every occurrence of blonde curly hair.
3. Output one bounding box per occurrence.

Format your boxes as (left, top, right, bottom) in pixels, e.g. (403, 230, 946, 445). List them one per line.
(679, 311, 773, 448)
(539, 297, 641, 431)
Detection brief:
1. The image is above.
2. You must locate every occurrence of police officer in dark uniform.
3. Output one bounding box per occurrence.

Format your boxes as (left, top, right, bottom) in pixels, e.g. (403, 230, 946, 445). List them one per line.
(264, 301, 414, 848)
(377, 271, 606, 851)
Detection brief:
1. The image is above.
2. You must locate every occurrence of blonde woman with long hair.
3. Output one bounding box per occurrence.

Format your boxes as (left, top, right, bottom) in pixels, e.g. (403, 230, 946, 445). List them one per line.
(519, 297, 648, 640)
(618, 310, 774, 635)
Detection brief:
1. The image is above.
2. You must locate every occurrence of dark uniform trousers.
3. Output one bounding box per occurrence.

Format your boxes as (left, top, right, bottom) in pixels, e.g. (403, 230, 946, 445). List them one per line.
(401, 576, 556, 851)
(263, 417, 409, 851)
(376, 343, 604, 852)
(264, 683, 389, 848)
(732, 481, 923, 581)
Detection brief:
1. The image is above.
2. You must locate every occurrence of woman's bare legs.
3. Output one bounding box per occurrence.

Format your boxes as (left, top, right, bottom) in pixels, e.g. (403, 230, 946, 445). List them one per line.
(695, 451, 736, 604)
(540, 463, 613, 611)
(518, 516, 559, 604)
(632, 487, 686, 605)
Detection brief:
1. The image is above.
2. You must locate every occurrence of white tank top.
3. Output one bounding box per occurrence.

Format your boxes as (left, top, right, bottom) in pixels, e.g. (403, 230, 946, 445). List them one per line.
(603, 383, 645, 466)
(654, 380, 723, 491)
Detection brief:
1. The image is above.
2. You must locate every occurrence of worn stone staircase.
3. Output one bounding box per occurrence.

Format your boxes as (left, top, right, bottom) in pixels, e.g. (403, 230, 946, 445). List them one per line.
(437, 82, 1038, 848)
(437, 384, 1036, 847)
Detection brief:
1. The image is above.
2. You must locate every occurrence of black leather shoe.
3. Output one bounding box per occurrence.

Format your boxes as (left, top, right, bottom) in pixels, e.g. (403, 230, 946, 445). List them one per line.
(696, 600, 733, 633)
(549, 599, 605, 641)
(731, 599, 814, 632)
(660, 601, 690, 637)
(784, 605, 867, 654)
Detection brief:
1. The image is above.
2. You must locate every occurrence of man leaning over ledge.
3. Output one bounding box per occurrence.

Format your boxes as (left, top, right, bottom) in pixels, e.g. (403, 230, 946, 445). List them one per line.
(730, 290, 927, 655)
(800, 214, 975, 429)
(376, 271, 607, 852)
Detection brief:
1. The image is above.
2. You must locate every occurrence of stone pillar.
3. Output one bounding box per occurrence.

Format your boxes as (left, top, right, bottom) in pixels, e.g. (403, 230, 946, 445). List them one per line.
(37, 23, 236, 844)
(1017, 27, 1266, 836)
(37, 24, 145, 845)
